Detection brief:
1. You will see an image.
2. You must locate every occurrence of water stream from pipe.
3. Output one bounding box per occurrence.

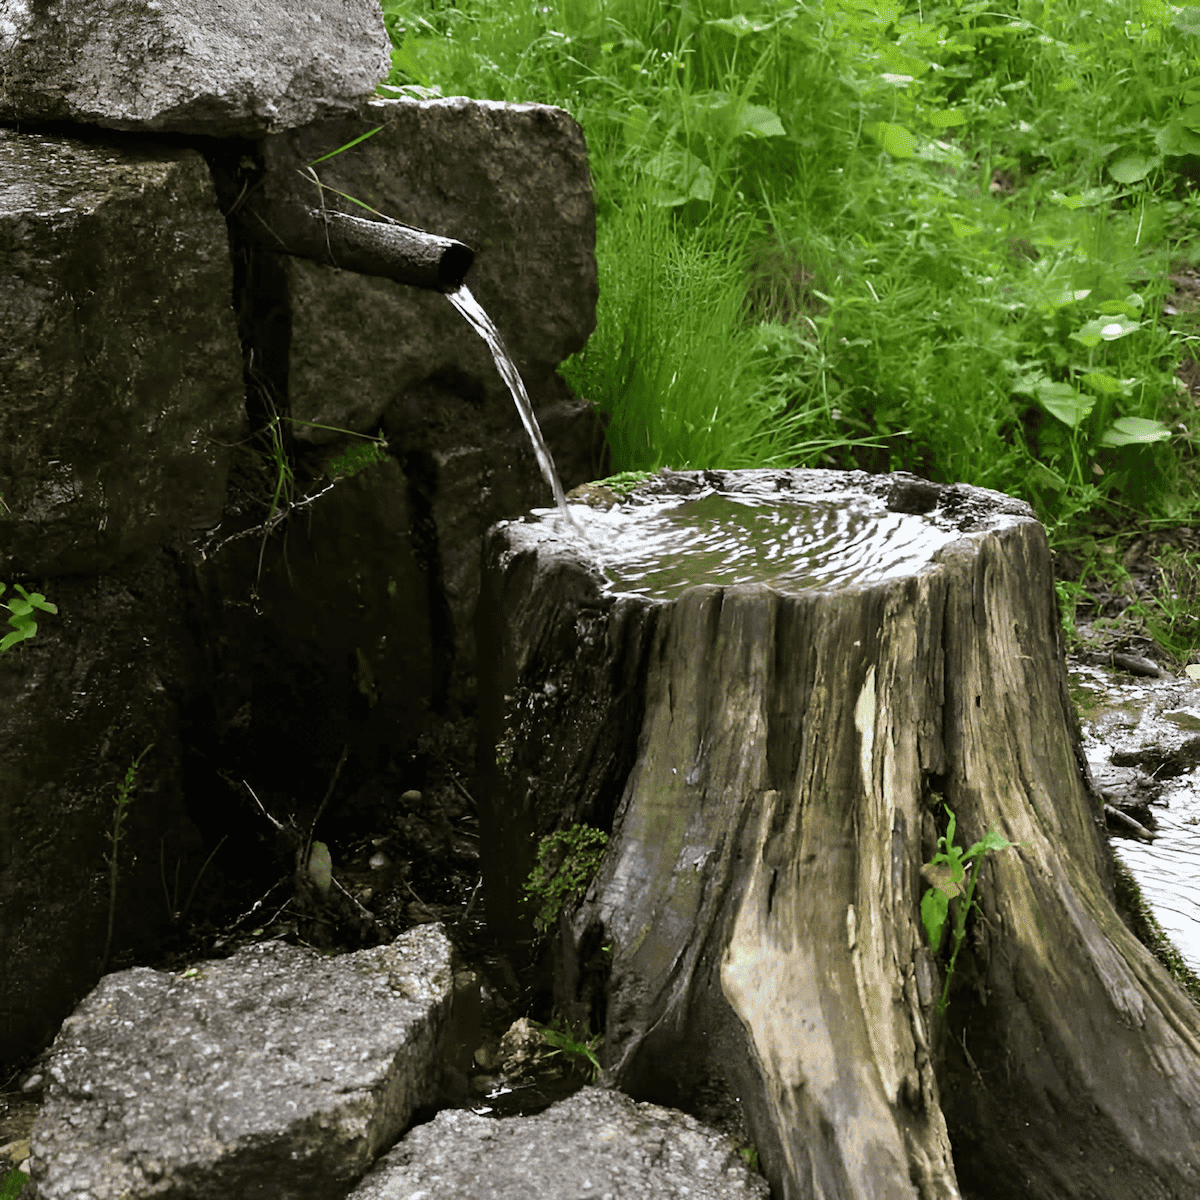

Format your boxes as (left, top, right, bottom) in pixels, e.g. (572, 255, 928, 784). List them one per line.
(446, 285, 580, 533)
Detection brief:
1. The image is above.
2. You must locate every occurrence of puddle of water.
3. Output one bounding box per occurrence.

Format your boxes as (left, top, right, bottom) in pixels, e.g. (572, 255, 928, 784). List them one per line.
(445, 286, 579, 533)
(535, 490, 968, 600)
(1073, 661, 1200, 973)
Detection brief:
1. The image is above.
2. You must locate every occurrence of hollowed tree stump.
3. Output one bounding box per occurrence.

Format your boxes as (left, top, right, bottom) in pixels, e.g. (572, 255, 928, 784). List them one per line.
(476, 468, 1200, 1200)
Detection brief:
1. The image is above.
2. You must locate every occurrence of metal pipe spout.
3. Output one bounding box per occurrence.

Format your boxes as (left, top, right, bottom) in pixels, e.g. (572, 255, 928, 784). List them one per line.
(235, 199, 475, 293)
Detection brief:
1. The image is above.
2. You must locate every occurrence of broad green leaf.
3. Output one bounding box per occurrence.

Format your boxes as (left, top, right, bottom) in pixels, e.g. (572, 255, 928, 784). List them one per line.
(1049, 188, 1110, 209)
(1156, 120, 1200, 156)
(645, 145, 714, 205)
(921, 886, 949, 949)
(866, 121, 916, 157)
(1099, 417, 1173, 446)
(1093, 293, 1143, 317)
(1071, 317, 1140, 346)
(735, 104, 787, 138)
(928, 108, 967, 128)
(1079, 371, 1129, 396)
(1108, 153, 1154, 183)
(948, 214, 980, 238)
(1181, 104, 1200, 131)
(1036, 381, 1092, 427)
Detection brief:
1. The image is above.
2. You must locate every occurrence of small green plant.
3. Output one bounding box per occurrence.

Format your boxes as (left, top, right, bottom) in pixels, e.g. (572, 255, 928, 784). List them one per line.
(0, 1168, 28, 1200)
(324, 427, 390, 480)
(522, 823, 608, 933)
(1125, 546, 1200, 667)
(0, 582, 56, 653)
(738, 1145, 759, 1173)
(594, 470, 653, 495)
(532, 1016, 604, 1080)
(920, 803, 1020, 1015)
(100, 746, 153, 974)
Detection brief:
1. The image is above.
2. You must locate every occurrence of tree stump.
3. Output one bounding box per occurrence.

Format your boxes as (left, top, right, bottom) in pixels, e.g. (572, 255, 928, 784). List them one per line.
(476, 468, 1200, 1200)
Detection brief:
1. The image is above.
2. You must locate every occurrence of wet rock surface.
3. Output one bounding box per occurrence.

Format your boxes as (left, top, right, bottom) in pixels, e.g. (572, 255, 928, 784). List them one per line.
(27, 924, 455, 1200)
(348, 1086, 770, 1200)
(0, 0, 390, 136)
(0, 130, 245, 578)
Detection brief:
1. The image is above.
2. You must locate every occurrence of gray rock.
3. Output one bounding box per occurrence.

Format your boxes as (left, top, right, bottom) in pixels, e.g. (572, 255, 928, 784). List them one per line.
(28, 924, 456, 1200)
(348, 1086, 771, 1200)
(0, 129, 245, 577)
(0, 554, 202, 1067)
(0, 0, 391, 136)
(257, 96, 598, 448)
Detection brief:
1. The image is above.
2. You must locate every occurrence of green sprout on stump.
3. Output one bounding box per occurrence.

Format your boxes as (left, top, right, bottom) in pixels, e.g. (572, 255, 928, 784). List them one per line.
(0, 582, 57, 653)
(522, 824, 608, 934)
(920, 803, 1020, 1014)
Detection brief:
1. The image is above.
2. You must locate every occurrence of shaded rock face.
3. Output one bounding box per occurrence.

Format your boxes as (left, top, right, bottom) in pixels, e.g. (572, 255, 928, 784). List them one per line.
(0, 555, 203, 1063)
(0, 0, 601, 1072)
(28, 924, 456, 1200)
(0, 130, 246, 578)
(348, 1085, 771, 1200)
(0, 0, 391, 136)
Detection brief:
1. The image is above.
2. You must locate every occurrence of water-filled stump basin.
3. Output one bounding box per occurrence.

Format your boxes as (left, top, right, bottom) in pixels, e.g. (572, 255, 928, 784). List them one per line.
(477, 468, 1200, 1200)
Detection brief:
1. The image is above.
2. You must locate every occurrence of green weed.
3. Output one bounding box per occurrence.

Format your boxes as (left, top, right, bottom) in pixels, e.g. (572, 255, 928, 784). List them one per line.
(1124, 545, 1200, 666)
(100, 746, 153, 975)
(921, 802, 1021, 1014)
(522, 823, 608, 933)
(0, 1168, 28, 1200)
(377, 0, 1200, 543)
(532, 1015, 605, 1079)
(0, 583, 56, 653)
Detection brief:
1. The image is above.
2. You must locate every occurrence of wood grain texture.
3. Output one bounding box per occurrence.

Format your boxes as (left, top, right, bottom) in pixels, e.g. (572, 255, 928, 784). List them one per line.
(478, 469, 1200, 1200)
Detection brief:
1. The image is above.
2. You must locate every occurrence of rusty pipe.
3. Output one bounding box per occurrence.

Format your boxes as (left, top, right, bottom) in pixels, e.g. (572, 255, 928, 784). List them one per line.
(235, 200, 475, 293)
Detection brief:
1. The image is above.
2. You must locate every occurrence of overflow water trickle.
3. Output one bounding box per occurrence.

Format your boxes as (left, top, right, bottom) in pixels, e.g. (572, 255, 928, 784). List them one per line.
(445, 285, 580, 532)
(560, 490, 968, 599)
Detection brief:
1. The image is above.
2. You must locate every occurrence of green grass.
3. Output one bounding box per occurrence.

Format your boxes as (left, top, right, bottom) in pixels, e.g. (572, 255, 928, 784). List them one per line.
(376, 0, 1200, 561)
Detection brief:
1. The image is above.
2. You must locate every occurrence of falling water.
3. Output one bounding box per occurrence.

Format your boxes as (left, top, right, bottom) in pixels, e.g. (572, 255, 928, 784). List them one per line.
(445, 285, 580, 532)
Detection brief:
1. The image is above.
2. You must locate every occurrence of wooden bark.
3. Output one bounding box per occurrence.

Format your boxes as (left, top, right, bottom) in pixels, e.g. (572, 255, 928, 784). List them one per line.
(476, 468, 1200, 1200)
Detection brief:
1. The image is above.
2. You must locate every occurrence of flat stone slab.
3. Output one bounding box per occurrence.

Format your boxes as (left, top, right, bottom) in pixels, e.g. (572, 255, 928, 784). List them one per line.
(0, 0, 390, 135)
(348, 1086, 771, 1199)
(28, 924, 455, 1200)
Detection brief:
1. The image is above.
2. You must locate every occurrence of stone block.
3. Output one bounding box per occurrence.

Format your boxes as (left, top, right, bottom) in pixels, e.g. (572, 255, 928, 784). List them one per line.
(348, 1085, 770, 1199)
(0, 130, 245, 577)
(28, 924, 456, 1200)
(0, 0, 390, 136)
(256, 96, 597, 449)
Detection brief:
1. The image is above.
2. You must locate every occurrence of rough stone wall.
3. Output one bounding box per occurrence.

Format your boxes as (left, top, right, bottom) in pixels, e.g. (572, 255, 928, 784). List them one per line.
(0, 0, 602, 1072)
(0, 0, 391, 136)
(0, 131, 246, 578)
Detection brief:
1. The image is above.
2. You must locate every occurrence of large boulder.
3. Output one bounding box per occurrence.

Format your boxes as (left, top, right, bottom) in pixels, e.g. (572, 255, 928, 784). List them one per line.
(0, 0, 390, 136)
(0, 129, 245, 578)
(348, 1085, 770, 1199)
(28, 924, 458, 1200)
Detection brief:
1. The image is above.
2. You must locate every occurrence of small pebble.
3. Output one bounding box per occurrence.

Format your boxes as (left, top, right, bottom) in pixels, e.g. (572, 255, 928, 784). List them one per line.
(21, 1074, 42, 1092)
(368, 851, 390, 870)
(400, 789, 422, 804)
